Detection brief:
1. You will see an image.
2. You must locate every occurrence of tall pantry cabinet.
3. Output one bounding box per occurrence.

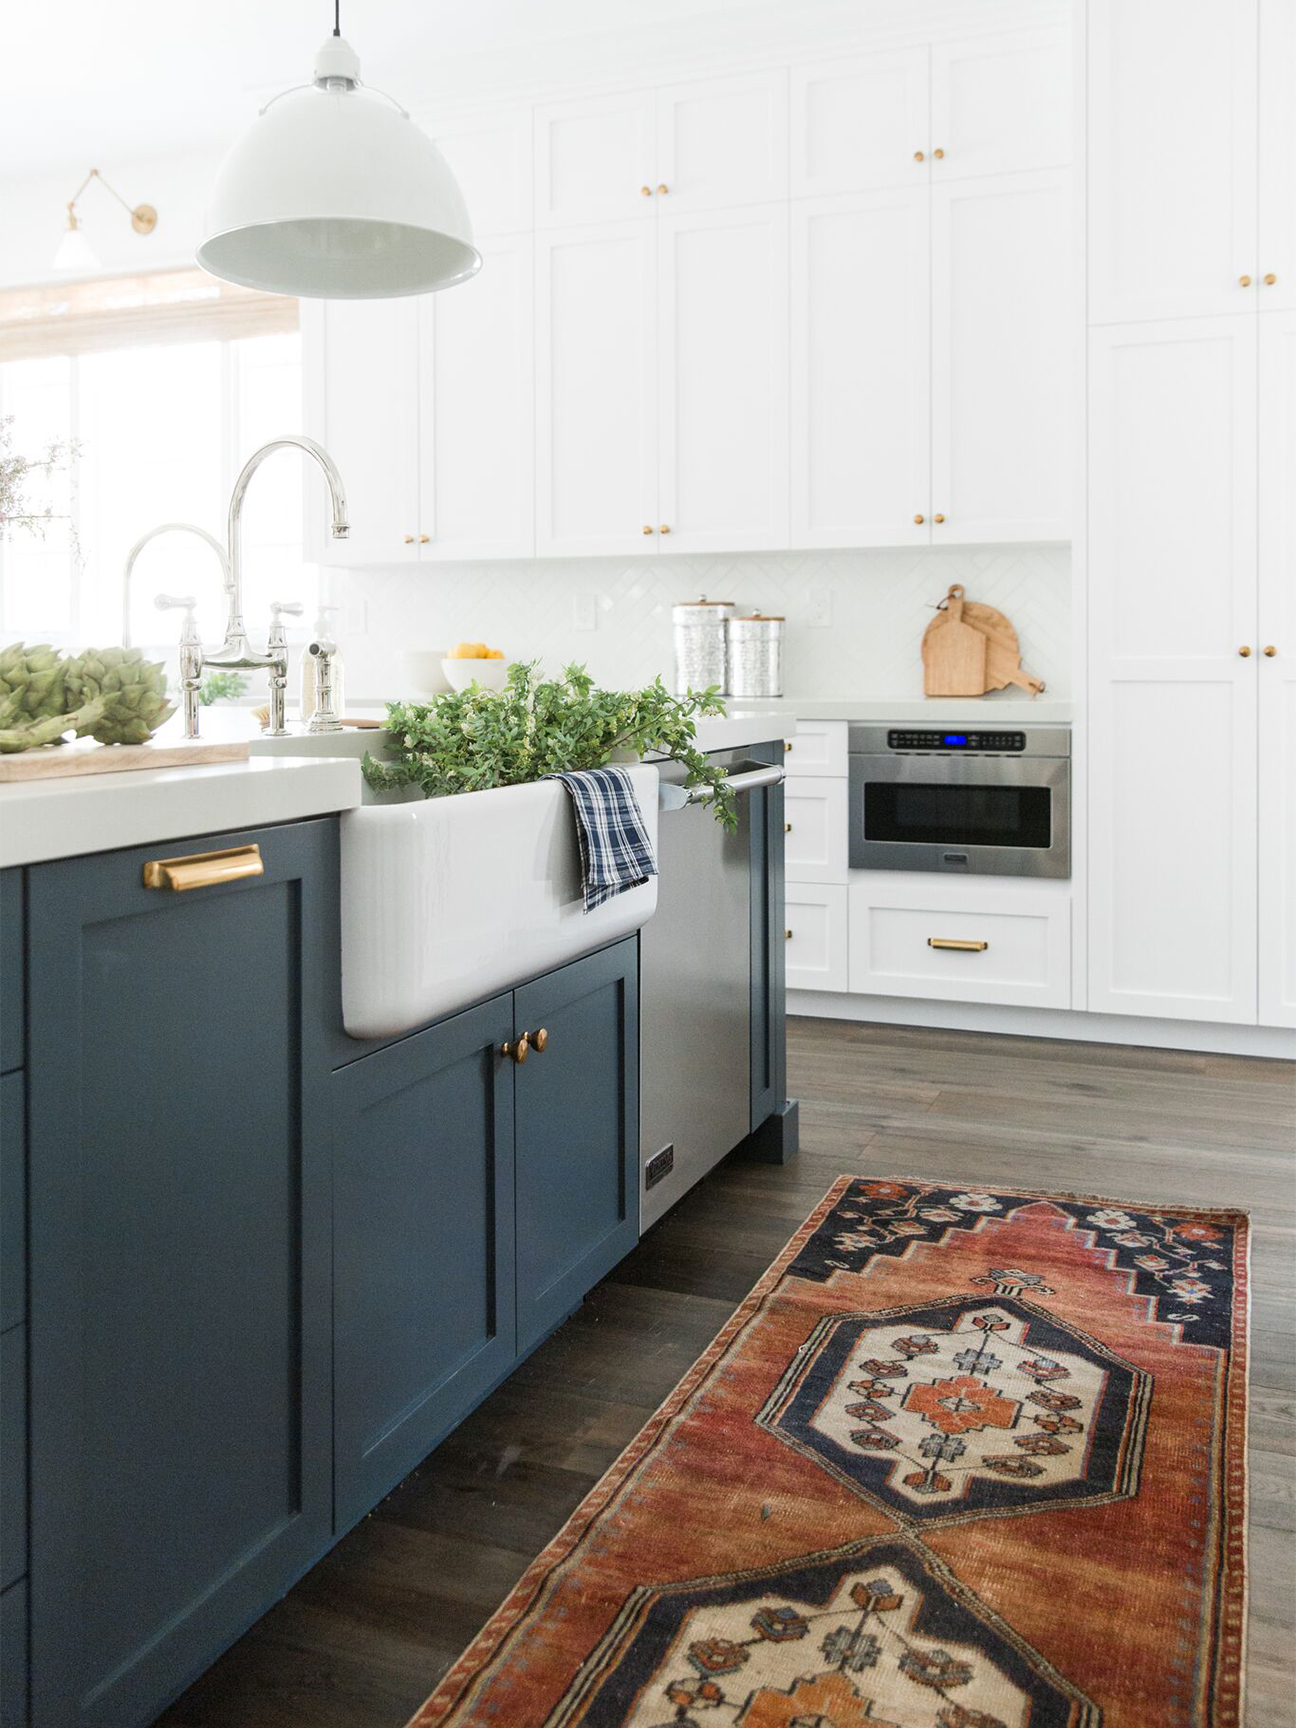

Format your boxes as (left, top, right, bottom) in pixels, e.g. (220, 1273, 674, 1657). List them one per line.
(1085, 0, 1296, 1028)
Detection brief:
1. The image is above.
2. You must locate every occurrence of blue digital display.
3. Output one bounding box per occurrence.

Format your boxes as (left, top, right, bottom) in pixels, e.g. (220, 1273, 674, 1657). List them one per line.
(943, 733, 969, 746)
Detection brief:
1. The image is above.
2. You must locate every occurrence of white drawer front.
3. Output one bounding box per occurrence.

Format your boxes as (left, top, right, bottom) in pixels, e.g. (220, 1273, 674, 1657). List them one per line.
(784, 775, 849, 884)
(783, 719, 848, 777)
(848, 876, 1070, 1008)
(785, 883, 848, 992)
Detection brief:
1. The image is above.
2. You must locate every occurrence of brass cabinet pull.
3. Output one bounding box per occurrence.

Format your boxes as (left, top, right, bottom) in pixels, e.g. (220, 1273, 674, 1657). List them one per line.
(1239, 275, 1253, 287)
(914, 150, 925, 162)
(642, 525, 654, 534)
(143, 844, 264, 892)
(657, 183, 669, 194)
(784, 740, 793, 752)
(1264, 273, 1278, 285)
(660, 524, 671, 534)
(530, 1027, 548, 1053)
(784, 822, 792, 833)
(640, 185, 652, 196)
(1238, 645, 1252, 657)
(501, 1032, 530, 1065)
(913, 512, 925, 524)
(934, 512, 946, 523)
(418, 534, 430, 544)
(785, 928, 793, 940)
(1264, 645, 1278, 657)
(933, 147, 945, 159)
(928, 937, 988, 953)
(403, 534, 415, 544)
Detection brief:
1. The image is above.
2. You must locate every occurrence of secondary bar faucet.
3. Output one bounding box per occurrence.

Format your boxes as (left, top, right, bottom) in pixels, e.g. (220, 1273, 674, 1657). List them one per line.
(122, 436, 350, 737)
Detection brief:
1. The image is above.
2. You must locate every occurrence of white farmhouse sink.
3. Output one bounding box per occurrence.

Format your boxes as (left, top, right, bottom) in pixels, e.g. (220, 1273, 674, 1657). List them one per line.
(339, 764, 659, 1039)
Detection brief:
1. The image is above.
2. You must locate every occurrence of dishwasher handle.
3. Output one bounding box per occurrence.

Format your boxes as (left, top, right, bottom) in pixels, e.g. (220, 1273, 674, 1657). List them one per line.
(660, 760, 784, 810)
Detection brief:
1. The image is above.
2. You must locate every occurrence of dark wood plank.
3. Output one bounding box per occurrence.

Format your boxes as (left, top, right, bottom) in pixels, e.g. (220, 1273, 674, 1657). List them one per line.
(157, 1016, 1296, 1728)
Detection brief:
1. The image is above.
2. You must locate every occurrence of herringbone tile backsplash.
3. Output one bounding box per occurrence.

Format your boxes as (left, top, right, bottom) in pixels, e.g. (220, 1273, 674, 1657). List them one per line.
(330, 544, 1071, 701)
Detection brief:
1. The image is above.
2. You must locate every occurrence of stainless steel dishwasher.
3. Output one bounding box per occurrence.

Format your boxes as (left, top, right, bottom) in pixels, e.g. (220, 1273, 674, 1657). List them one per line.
(639, 750, 784, 1229)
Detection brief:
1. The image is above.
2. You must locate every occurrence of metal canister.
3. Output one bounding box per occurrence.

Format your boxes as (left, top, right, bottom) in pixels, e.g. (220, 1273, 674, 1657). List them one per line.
(726, 613, 784, 698)
(672, 597, 734, 695)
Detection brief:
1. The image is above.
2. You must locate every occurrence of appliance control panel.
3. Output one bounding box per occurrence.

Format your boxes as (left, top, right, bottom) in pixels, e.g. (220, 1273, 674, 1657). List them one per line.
(887, 729, 1027, 752)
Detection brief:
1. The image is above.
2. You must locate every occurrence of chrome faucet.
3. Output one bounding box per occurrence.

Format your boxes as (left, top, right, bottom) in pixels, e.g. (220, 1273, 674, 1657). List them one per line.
(123, 436, 349, 738)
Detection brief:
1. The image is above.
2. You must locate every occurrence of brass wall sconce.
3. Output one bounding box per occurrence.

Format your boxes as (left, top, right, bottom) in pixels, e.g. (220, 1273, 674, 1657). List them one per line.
(53, 168, 158, 273)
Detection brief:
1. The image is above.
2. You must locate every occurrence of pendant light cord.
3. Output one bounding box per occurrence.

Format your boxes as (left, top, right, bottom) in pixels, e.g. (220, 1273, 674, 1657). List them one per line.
(333, 0, 340, 36)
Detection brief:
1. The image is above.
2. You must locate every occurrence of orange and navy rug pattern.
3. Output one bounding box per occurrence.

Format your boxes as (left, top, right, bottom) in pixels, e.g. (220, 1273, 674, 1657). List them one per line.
(409, 1176, 1250, 1728)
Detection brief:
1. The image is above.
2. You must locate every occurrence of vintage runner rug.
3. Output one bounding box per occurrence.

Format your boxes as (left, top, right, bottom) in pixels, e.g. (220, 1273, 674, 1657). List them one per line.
(408, 1176, 1250, 1728)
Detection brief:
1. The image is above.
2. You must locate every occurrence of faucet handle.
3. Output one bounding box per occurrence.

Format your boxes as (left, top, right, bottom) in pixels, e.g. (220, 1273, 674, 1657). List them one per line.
(269, 599, 304, 621)
(154, 593, 201, 644)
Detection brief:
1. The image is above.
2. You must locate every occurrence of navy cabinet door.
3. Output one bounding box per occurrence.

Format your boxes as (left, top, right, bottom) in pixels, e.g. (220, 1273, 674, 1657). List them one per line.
(514, 938, 639, 1355)
(332, 995, 516, 1530)
(25, 820, 336, 1728)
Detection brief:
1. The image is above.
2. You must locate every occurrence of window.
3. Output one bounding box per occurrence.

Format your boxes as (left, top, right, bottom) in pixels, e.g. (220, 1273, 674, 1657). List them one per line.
(0, 272, 313, 662)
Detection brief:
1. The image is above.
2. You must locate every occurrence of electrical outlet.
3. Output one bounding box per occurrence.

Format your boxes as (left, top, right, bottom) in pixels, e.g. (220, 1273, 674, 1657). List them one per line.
(572, 592, 598, 631)
(343, 599, 368, 635)
(806, 590, 832, 628)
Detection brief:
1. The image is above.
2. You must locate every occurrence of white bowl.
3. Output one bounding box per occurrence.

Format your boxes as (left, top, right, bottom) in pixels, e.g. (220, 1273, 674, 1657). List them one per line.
(441, 656, 509, 693)
(394, 649, 452, 697)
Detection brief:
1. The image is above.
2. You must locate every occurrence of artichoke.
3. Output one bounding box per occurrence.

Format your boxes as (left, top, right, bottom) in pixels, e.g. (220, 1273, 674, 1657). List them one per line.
(63, 646, 175, 746)
(0, 641, 105, 753)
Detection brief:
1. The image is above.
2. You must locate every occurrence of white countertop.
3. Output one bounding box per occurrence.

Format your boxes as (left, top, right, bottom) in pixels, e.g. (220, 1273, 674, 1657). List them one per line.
(0, 754, 362, 868)
(738, 695, 1074, 725)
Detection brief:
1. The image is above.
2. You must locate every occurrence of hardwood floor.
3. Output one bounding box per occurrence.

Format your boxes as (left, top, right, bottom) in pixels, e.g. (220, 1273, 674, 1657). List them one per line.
(159, 1017, 1296, 1728)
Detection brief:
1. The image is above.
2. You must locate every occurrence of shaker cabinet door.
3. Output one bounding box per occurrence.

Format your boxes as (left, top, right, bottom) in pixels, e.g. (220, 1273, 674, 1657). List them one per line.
(654, 69, 788, 211)
(536, 222, 658, 557)
(332, 995, 516, 1530)
(791, 187, 930, 548)
(931, 169, 1071, 544)
(534, 90, 656, 229)
(1087, 318, 1259, 1022)
(1258, 308, 1296, 1027)
(790, 47, 930, 198)
(302, 296, 423, 565)
(657, 203, 790, 554)
(25, 820, 335, 1728)
(514, 941, 638, 1355)
(929, 25, 1070, 180)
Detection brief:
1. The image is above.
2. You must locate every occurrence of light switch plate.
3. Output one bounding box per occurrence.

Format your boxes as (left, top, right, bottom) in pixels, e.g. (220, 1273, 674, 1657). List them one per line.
(806, 590, 832, 628)
(572, 593, 598, 631)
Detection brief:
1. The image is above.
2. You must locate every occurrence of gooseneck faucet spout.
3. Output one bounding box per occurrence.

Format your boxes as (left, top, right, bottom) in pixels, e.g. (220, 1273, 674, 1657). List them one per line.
(121, 522, 231, 650)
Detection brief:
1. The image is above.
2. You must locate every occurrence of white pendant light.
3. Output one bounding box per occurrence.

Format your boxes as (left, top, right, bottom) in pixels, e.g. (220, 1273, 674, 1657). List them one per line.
(197, 12, 479, 300)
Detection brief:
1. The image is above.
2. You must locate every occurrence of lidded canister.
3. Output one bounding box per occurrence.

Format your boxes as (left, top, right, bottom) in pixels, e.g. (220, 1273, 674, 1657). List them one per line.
(726, 613, 784, 698)
(672, 596, 734, 695)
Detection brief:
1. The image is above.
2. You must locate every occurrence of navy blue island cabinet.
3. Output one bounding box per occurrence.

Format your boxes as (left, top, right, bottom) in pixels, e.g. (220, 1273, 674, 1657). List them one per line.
(0, 817, 644, 1728)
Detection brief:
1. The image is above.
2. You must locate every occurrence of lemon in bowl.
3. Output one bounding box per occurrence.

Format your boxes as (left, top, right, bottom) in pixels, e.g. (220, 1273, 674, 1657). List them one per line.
(441, 644, 509, 692)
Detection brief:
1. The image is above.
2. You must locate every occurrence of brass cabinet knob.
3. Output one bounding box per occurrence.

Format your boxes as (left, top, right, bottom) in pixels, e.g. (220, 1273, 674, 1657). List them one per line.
(660, 524, 671, 534)
(531, 1027, 548, 1052)
(642, 524, 653, 534)
(501, 1032, 530, 1065)
(914, 513, 925, 524)
(640, 185, 652, 196)
(934, 512, 946, 523)
(657, 183, 669, 194)
(784, 740, 793, 752)
(784, 822, 792, 833)
(1239, 275, 1253, 287)
(1264, 645, 1278, 657)
(785, 928, 793, 940)
(1238, 645, 1252, 657)
(933, 147, 945, 159)
(403, 534, 415, 544)
(418, 534, 430, 544)
(914, 150, 925, 162)
(1264, 273, 1278, 285)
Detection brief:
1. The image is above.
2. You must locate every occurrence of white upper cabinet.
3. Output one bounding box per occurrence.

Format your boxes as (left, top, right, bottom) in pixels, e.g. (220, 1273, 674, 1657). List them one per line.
(931, 170, 1071, 543)
(301, 297, 422, 566)
(534, 91, 656, 228)
(790, 47, 930, 197)
(535, 221, 657, 557)
(419, 236, 534, 561)
(1259, 308, 1296, 1026)
(1088, 0, 1259, 324)
(657, 204, 789, 554)
(929, 26, 1070, 180)
(655, 70, 788, 211)
(791, 188, 930, 548)
(1259, 0, 1296, 311)
(424, 107, 533, 237)
(1087, 317, 1258, 1022)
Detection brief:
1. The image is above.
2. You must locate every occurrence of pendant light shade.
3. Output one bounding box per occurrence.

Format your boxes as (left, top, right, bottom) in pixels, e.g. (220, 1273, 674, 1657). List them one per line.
(53, 217, 101, 274)
(197, 36, 480, 300)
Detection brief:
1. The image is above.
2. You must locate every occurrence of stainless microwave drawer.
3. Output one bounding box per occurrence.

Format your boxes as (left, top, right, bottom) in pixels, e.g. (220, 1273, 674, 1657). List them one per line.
(848, 753, 1070, 880)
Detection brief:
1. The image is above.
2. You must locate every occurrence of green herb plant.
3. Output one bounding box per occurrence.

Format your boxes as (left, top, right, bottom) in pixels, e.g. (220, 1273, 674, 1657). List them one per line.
(363, 661, 736, 827)
(199, 670, 249, 706)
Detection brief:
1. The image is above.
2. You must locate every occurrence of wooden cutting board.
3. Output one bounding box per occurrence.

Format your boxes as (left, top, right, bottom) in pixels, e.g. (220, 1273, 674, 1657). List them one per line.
(922, 585, 1045, 697)
(921, 585, 988, 696)
(0, 736, 250, 783)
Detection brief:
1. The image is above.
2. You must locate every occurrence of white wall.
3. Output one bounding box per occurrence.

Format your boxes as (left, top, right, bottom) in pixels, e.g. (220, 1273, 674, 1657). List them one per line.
(325, 543, 1070, 701)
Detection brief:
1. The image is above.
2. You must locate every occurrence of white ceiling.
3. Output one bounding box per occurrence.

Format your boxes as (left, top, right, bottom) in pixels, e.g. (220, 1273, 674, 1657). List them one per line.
(5, 0, 790, 181)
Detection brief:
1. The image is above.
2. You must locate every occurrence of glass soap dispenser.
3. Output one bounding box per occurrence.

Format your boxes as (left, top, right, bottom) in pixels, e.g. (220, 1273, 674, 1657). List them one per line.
(300, 603, 343, 725)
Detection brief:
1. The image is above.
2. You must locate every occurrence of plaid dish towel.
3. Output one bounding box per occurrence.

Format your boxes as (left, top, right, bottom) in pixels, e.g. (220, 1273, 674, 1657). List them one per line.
(546, 766, 658, 912)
